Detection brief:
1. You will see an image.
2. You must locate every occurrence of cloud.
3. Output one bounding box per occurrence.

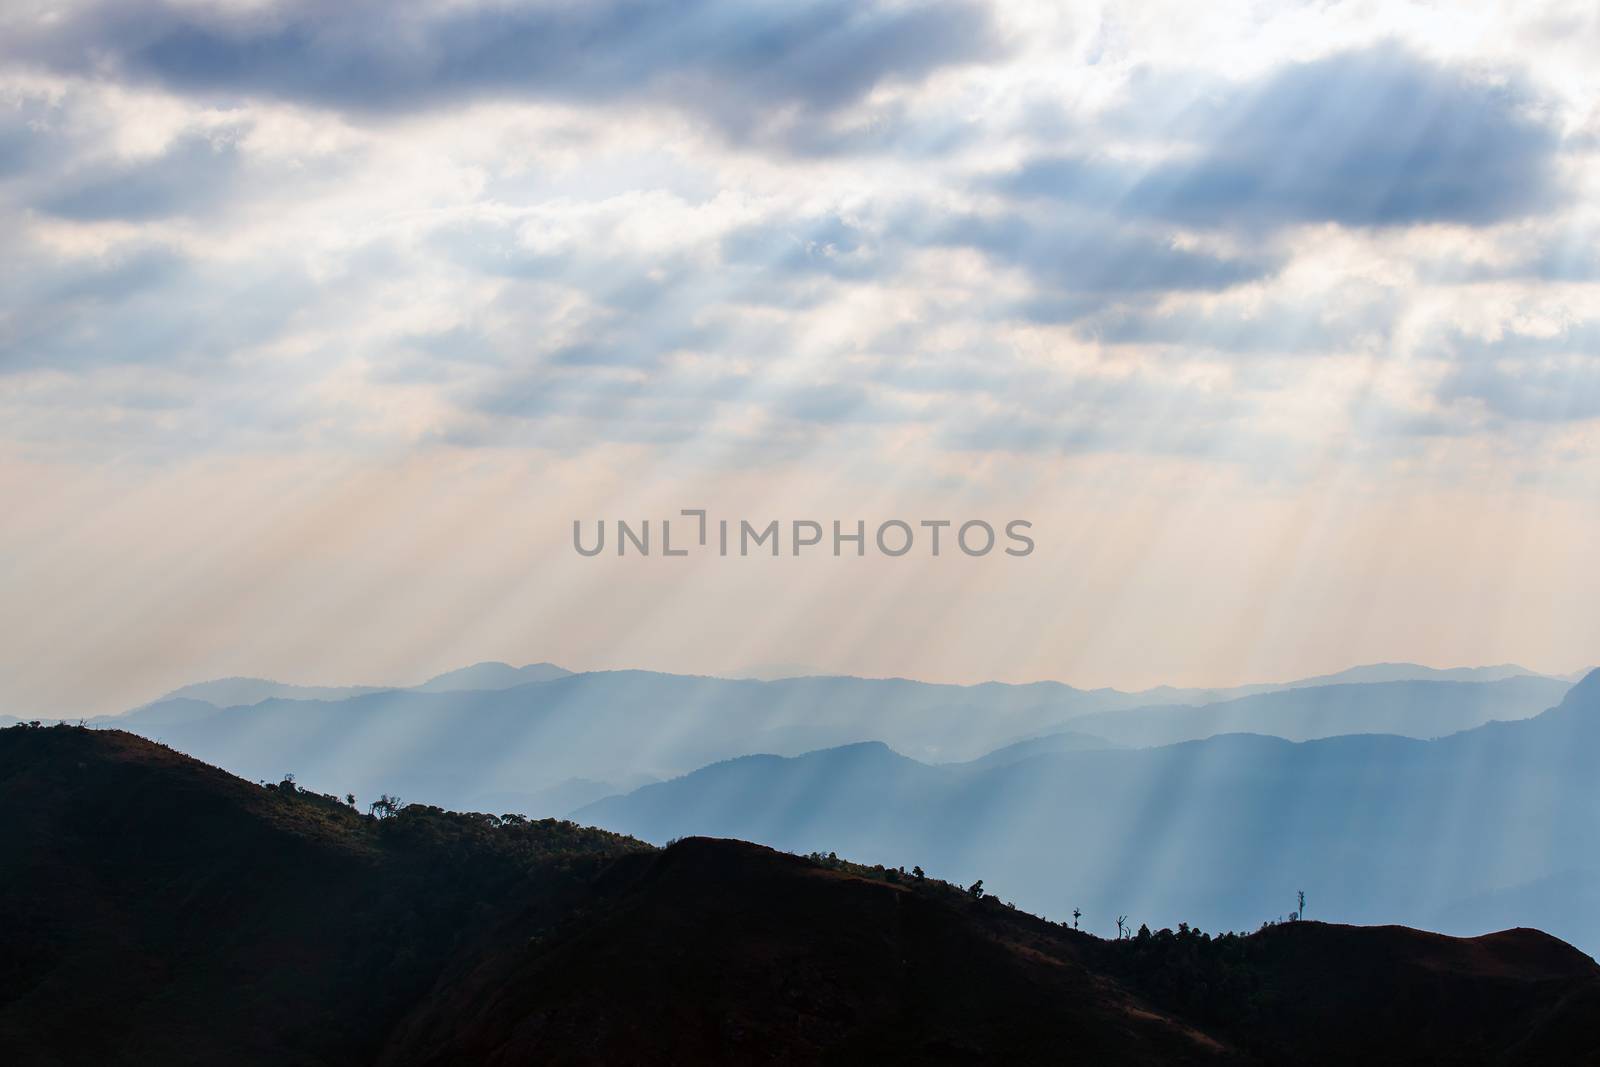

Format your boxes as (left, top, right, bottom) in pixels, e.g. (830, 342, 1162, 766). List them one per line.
(1077, 284, 1400, 356)
(1, 9, 1595, 479)
(773, 381, 904, 425)
(0, 232, 319, 384)
(1420, 224, 1600, 283)
(1000, 45, 1566, 229)
(721, 214, 887, 281)
(1440, 359, 1600, 423)
(38, 131, 243, 221)
(914, 209, 1279, 320)
(0, 83, 368, 224)
(8, 0, 1002, 147)
(0, 100, 56, 178)
(1435, 324, 1600, 423)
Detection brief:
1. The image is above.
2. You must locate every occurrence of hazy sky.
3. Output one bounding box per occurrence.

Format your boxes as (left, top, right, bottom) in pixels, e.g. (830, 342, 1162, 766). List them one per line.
(3, 1, 1600, 715)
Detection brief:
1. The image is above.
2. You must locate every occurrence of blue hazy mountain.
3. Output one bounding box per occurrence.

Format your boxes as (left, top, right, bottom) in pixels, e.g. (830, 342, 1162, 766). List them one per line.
(117, 697, 226, 729)
(1427, 868, 1600, 956)
(150, 660, 572, 708)
(75, 661, 574, 730)
(1051, 676, 1570, 747)
(85, 667, 1571, 819)
(1280, 662, 1552, 686)
(11, 661, 578, 741)
(948, 731, 1122, 772)
(98, 670, 1167, 814)
(1106, 661, 1564, 706)
(407, 661, 571, 691)
(577, 670, 1600, 952)
(156, 678, 393, 707)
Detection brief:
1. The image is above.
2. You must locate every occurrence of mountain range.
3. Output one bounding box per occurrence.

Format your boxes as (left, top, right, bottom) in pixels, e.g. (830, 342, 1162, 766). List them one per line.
(1051, 675, 1570, 747)
(579, 670, 1600, 954)
(4, 662, 1573, 820)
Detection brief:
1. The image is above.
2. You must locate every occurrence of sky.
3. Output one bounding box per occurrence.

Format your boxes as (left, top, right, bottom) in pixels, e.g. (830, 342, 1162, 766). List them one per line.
(2, 0, 1600, 716)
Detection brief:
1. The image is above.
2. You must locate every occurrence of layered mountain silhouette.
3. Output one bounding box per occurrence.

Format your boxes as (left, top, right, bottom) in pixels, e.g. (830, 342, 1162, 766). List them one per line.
(951, 729, 1122, 771)
(0, 661, 573, 729)
(25, 666, 1570, 819)
(121, 661, 572, 717)
(20, 671, 1187, 813)
(6, 724, 1599, 1066)
(1053, 675, 1569, 746)
(404, 660, 572, 692)
(1278, 662, 1559, 686)
(579, 670, 1600, 953)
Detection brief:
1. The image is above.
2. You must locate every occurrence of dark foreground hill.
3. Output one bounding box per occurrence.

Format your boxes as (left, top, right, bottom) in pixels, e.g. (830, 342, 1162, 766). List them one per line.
(4, 726, 1600, 1066)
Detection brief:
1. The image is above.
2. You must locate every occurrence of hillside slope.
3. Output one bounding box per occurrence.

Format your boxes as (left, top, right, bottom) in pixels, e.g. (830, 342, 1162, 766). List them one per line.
(5, 725, 1600, 1065)
(0, 726, 644, 1065)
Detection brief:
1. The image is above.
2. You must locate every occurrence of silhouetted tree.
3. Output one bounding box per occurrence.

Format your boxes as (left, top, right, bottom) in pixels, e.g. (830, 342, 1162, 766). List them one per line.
(369, 793, 402, 819)
(345, 793, 357, 807)
(968, 879, 985, 899)
(1072, 907, 1082, 930)
(912, 865, 925, 881)
(278, 773, 297, 794)
(1116, 915, 1128, 939)
(1297, 889, 1306, 921)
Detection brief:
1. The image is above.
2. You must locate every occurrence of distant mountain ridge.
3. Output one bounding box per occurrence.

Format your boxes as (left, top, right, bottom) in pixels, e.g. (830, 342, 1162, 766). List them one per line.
(950, 731, 1122, 771)
(1281, 661, 1553, 687)
(3, 661, 579, 728)
(158, 677, 392, 707)
(3, 657, 1576, 737)
(12, 662, 1570, 819)
(1122, 661, 1567, 706)
(406, 661, 572, 692)
(152, 660, 573, 708)
(1052, 675, 1570, 747)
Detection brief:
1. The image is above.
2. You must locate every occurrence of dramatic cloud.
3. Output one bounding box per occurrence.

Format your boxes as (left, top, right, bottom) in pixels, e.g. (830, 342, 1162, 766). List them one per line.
(1, 5, 1597, 470)
(6, 0, 1002, 144)
(6, 0, 1600, 712)
(930, 210, 1279, 309)
(1000, 47, 1568, 229)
